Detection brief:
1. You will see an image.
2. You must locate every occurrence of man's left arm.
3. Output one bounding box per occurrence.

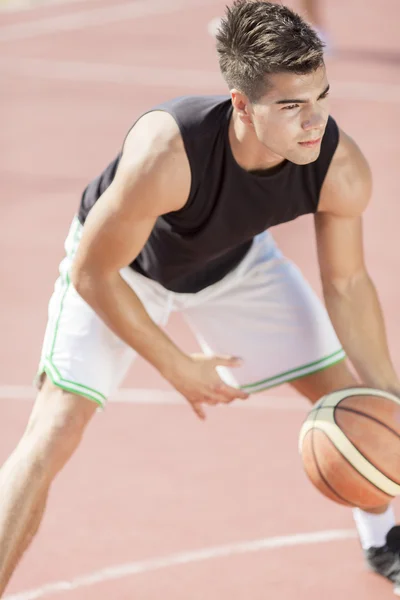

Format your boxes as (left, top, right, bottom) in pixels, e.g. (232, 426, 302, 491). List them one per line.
(315, 127, 400, 394)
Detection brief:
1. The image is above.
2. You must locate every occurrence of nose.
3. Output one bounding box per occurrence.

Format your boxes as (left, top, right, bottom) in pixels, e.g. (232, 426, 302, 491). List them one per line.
(302, 109, 325, 132)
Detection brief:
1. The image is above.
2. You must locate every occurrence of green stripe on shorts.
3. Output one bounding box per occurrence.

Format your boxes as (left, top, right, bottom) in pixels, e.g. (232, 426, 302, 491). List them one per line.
(42, 359, 106, 407)
(240, 348, 346, 393)
(38, 217, 106, 407)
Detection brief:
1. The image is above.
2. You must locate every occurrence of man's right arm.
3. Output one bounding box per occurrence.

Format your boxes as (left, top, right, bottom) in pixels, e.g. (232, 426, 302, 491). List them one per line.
(70, 111, 247, 418)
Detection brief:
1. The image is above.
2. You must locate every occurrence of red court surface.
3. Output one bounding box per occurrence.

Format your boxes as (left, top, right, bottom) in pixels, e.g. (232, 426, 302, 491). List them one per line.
(1, 0, 400, 598)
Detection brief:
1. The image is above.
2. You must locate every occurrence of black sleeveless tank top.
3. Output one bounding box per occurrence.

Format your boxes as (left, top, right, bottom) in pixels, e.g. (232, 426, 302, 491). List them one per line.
(78, 95, 339, 293)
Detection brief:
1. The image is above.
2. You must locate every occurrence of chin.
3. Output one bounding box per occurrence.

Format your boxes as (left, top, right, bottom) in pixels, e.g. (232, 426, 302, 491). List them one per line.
(289, 148, 321, 165)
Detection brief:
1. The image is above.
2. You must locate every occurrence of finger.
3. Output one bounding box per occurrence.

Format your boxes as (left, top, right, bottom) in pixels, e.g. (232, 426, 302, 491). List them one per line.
(191, 402, 206, 420)
(215, 383, 249, 401)
(205, 391, 233, 405)
(212, 355, 244, 368)
(203, 385, 237, 404)
(236, 387, 250, 400)
(201, 394, 220, 406)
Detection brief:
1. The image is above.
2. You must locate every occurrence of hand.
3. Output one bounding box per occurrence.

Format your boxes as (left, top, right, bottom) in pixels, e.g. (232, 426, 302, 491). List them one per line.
(166, 353, 249, 420)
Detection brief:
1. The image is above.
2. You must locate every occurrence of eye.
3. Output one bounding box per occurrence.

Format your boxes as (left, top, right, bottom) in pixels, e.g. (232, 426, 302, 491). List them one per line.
(281, 104, 299, 111)
(319, 92, 330, 101)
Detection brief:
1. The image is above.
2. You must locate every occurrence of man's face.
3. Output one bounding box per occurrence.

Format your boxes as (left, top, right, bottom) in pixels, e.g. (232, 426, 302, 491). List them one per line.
(238, 66, 330, 165)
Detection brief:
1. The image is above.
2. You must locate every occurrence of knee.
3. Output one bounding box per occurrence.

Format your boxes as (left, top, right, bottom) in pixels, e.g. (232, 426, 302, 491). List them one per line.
(22, 381, 96, 477)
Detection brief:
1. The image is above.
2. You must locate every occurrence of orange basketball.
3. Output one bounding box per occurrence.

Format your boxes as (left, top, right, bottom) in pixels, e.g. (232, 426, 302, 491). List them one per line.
(299, 387, 400, 510)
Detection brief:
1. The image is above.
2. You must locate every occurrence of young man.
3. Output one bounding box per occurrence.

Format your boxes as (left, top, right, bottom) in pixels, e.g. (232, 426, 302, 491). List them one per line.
(1, 0, 399, 595)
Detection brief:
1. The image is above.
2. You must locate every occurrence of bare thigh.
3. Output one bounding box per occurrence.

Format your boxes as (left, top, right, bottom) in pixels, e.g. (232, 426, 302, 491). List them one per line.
(290, 359, 358, 405)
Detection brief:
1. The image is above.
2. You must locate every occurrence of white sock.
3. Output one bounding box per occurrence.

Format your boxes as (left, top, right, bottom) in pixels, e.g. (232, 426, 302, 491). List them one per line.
(353, 506, 396, 550)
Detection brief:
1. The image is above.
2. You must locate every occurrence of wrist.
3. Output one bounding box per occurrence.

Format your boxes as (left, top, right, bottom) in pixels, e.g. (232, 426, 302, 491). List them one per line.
(157, 350, 192, 382)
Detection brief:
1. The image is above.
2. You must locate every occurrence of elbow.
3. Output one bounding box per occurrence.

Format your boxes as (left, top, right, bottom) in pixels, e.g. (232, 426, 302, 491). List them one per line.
(70, 260, 118, 303)
(70, 262, 96, 301)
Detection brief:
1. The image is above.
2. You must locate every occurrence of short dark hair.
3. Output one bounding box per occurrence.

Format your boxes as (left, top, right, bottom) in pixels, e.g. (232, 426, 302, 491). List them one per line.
(216, 0, 324, 102)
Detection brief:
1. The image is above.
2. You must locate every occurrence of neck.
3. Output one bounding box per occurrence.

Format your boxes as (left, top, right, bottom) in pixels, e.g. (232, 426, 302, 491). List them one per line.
(229, 110, 285, 172)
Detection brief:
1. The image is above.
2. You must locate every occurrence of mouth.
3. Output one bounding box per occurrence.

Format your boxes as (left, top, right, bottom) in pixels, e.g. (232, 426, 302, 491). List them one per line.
(298, 138, 322, 148)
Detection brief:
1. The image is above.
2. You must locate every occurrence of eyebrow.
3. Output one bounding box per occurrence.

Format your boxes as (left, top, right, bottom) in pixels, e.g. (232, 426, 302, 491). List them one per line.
(274, 84, 330, 105)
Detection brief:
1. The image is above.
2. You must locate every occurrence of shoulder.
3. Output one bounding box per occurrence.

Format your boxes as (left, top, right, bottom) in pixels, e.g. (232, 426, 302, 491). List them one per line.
(122, 110, 187, 170)
(318, 127, 372, 217)
(114, 110, 191, 214)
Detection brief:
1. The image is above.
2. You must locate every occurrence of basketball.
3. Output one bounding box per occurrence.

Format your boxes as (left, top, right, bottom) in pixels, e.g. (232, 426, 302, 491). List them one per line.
(299, 387, 400, 510)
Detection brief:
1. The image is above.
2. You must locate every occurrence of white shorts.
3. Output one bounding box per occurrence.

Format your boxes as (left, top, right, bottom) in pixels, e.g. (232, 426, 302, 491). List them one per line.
(37, 217, 345, 407)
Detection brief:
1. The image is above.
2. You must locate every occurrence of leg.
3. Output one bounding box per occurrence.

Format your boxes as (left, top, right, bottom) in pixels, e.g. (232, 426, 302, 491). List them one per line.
(290, 357, 357, 404)
(300, 0, 323, 28)
(0, 217, 173, 596)
(0, 377, 96, 595)
(183, 231, 399, 591)
(3, 493, 47, 592)
(298, 0, 331, 52)
(290, 338, 400, 591)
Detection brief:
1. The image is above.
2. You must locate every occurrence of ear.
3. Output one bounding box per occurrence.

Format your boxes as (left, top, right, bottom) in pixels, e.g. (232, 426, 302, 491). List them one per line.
(231, 90, 253, 126)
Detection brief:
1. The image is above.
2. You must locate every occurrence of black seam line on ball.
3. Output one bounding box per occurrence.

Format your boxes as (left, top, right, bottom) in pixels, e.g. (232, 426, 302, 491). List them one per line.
(312, 395, 355, 506)
(334, 406, 400, 439)
(306, 402, 400, 490)
(332, 406, 400, 487)
(312, 425, 393, 499)
(310, 426, 355, 507)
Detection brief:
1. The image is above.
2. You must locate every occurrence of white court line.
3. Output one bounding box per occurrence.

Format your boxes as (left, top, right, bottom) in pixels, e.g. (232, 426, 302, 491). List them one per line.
(1, 56, 400, 103)
(3, 528, 357, 600)
(0, 0, 217, 42)
(0, 0, 87, 13)
(0, 57, 224, 89)
(0, 384, 308, 410)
